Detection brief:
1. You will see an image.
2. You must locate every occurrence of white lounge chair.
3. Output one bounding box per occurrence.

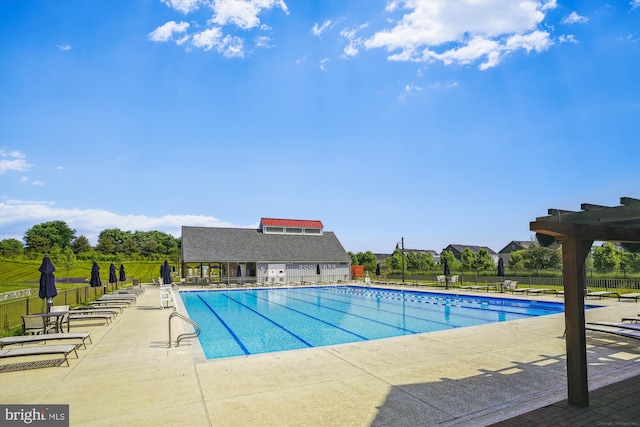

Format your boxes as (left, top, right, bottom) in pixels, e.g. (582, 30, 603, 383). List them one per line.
(0, 344, 79, 368)
(0, 332, 91, 349)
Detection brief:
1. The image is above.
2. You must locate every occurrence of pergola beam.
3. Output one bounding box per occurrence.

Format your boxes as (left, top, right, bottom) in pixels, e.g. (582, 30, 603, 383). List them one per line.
(529, 196, 640, 408)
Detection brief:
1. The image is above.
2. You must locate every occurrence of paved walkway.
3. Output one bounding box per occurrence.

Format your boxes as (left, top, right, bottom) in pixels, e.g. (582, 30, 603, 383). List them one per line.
(491, 374, 640, 426)
(1, 284, 639, 426)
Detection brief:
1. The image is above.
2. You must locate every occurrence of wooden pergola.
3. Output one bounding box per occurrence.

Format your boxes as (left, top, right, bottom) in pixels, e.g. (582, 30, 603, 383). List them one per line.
(530, 196, 640, 407)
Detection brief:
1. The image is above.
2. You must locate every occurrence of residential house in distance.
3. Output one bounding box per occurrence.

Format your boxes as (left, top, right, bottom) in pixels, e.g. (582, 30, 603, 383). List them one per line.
(442, 244, 499, 264)
(498, 241, 532, 266)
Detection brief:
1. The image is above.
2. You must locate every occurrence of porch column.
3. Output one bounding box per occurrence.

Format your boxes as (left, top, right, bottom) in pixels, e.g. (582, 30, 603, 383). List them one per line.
(562, 237, 593, 407)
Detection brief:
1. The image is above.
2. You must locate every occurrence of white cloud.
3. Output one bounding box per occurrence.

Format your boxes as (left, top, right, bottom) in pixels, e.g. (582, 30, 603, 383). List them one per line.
(151, 1, 289, 55)
(312, 20, 332, 37)
(148, 21, 190, 43)
(339, 23, 368, 59)
(398, 84, 422, 102)
(161, 0, 203, 14)
(364, 0, 554, 70)
(192, 29, 245, 57)
(255, 35, 273, 48)
(0, 200, 249, 245)
(192, 27, 224, 50)
(559, 34, 578, 43)
(56, 43, 71, 51)
(319, 58, 329, 71)
(632, 0, 640, 10)
(31, 180, 44, 186)
(0, 148, 31, 174)
(562, 12, 588, 24)
(210, 0, 289, 30)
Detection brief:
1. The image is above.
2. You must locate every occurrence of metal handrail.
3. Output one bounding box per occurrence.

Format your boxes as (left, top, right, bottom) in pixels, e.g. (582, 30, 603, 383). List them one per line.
(168, 312, 201, 348)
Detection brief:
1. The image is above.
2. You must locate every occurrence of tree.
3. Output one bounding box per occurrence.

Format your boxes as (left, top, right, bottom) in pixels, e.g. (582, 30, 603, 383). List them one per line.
(385, 248, 405, 271)
(472, 248, 494, 272)
(357, 251, 378, 272)
(439, 250, 460, 271)
(0, 238, 24, 257)
(406, 251, 435, 272)
(121, 237, 139, 257)
(96, 228, 130, 254)
(592, 242, 620, 273)
(24, 221, 76, 252)
(460, 248, 475, 271)
(509, 250, 527, 272)
(71, 235, 92, 254)
(52, 246, 76, 283)
(523, 242, 561, 272)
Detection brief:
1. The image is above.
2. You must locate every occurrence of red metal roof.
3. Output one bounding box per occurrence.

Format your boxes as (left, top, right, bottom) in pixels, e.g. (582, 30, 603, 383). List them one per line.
(260, 218, 324, 228)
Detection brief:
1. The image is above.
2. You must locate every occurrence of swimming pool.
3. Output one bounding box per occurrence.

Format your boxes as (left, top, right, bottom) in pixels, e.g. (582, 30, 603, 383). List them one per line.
(180, 286, 579, 360)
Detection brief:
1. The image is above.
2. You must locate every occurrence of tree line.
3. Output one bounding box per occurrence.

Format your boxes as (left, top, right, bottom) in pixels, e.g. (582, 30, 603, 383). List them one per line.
(0, 220, 180, 261)
(349, 241, 640, 276)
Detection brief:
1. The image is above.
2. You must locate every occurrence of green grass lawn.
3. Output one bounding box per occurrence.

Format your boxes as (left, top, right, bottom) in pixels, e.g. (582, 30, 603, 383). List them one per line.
(0, 260, 164, 294)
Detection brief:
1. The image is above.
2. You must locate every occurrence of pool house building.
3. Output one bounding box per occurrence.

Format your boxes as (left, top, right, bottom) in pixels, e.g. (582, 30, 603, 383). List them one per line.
(180, 218, 352, 285)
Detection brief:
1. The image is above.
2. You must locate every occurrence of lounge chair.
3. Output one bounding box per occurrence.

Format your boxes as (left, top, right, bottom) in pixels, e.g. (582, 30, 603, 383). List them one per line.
(588, 321, 640, 331)
(0, 332, 92, 349)
(21, 315, 55, 335)
(68, 312, 113, 325)
(50, 305, 70, 333)
(69, 307, 118, 317)
(89, 301, 128, 311)
(585, 323, 640, 340)
(525, 288, 558, 296)
(0, 344, 79, 368)
(586, 291, 620, 300)
(618, 293, 640, 302)
(621, 315, 639, 323)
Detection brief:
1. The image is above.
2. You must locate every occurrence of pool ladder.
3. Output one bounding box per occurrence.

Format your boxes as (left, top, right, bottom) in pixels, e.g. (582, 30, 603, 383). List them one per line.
(168, 312, 201, 348)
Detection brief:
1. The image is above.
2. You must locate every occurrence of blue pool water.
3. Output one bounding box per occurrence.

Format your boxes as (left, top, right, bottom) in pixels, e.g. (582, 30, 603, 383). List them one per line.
(180, 286, 579, 360)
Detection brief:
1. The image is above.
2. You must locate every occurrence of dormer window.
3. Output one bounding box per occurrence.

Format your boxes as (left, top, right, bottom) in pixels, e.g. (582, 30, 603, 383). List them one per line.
(260, 218, 324, 236)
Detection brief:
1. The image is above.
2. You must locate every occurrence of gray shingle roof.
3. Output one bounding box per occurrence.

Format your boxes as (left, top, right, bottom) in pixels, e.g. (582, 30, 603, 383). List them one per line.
(181, 226, 351, 263)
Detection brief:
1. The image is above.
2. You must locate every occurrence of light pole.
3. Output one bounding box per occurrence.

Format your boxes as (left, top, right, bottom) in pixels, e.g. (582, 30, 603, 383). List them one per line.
(396, 237, 405, 282)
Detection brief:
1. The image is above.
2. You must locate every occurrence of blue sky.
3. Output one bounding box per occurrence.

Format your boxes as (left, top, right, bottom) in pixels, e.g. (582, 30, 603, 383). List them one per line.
(1, 0, 639, 254)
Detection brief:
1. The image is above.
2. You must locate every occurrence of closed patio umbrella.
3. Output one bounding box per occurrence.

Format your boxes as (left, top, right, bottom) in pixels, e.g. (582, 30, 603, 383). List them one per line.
(497, 258, 505, 292)
(316, 263, 321, 283)
(236, 264, 242, 285)
(38, 255, 57, 313)
(162, 260, 172, 285)
(89, 261, 101, 287)
(119, 264, 126, 282)
(109, 263, 117, 288)
(443, 258, 451, 289)
(375, 263, 381, 277)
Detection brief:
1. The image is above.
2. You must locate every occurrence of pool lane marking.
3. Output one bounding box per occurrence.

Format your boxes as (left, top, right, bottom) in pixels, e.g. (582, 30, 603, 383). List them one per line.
(251, 290, 419, 335)
(244, 292, 371, 341)
(197, 294, 250, 355)
(282, 288, 457, 328)
(220, 293, 315, 348)
(322, 287, 556, 319)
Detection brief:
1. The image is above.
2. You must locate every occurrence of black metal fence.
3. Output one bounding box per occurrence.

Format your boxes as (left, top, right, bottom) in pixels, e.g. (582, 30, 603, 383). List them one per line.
(0, 282, 133, 335)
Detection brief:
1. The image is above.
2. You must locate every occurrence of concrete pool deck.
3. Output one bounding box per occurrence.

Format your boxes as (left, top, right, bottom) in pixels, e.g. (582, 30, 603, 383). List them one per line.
(1, 283, 639, 426)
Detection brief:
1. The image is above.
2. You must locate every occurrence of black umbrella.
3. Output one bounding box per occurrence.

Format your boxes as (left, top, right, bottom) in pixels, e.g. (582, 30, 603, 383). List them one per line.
(119, 264, 126, 282)
(443, 258, 451, 289)
(375, 263, 381, 277)
(38, 255, 57, 313)
(90, 261, 101, 287)
(162, 260, 172, 285)
(497, 258, 505, 277)
(236, 264, 242, 285)
(109, 263, 117, 287)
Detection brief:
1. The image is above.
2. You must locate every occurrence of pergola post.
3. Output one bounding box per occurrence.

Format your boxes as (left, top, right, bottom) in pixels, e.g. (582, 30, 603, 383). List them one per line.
(561, 238, 592, 407)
